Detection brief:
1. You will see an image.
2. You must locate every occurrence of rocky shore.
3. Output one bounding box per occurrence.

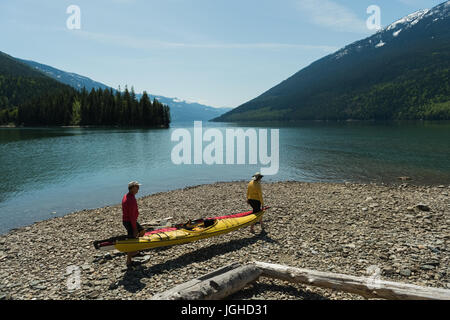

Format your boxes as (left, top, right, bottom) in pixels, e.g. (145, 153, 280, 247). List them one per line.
(0, 181, 449, 300)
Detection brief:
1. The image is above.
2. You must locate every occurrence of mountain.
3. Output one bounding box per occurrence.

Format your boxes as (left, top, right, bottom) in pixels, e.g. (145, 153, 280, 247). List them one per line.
(18, 58, 111, 92)
(141, 95, 232, 122)
(0, 51, 71, 110)
(18, 59, 231, 122)
(214, 1, 450, 122)
(0, 52, 171, 127)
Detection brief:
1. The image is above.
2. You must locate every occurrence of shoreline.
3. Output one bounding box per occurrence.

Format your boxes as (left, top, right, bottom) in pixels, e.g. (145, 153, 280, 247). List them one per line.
(2, 179, 448, 237)
(0, 181, 448, 300)
(0, 177, 450, 238)
(2, 119, 450, 129)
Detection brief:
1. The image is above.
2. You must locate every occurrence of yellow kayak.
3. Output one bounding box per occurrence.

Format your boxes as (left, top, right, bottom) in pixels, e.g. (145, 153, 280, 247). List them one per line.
(94, 208, 267, 253)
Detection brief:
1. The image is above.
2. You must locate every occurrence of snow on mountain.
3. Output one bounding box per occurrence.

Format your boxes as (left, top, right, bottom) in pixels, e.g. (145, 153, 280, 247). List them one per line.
(393, 29, 402, 37)
(331, 1, 449, 58)
(386, 9, 430, 31)
(375, 40, 385, 48)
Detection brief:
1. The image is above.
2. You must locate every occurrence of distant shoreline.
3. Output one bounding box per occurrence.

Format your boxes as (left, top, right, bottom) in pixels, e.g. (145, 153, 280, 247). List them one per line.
(0, 124, 170, 129)
(2, 119, 450, 129)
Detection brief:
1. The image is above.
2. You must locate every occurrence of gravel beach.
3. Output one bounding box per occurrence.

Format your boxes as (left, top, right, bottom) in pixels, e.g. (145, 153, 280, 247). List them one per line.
(0, 181, 449, 300)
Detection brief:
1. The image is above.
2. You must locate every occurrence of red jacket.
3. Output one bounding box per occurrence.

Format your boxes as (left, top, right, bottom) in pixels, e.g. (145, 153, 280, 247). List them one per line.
(122, 193, 139, 230)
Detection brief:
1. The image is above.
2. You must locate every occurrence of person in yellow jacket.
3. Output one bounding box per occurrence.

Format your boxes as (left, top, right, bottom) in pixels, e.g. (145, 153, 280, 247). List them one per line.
(247, 172, 264, 233)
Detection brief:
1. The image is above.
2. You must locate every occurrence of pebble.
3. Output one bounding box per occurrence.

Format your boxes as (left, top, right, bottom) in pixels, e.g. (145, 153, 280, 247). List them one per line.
(415, 204, 430, 211)
(33, 285, 47, 290)
(88, 291, 100, 299)
(399, 269, 411, 277)
(0, 181, 448, 300)
(81, 264, 91, 271)
(424, 260, 440, 266)
(420, 265, 436, 271)
(383, 267, 394, 275)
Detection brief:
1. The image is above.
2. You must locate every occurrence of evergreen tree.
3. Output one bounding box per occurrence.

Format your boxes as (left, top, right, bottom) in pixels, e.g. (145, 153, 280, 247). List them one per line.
(71, 98, 81, 125)
(8, 85, 170, 127)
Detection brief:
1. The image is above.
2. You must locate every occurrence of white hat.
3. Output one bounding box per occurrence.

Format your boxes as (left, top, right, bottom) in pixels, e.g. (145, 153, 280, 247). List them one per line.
(252, 172, 264, 180)
(128, 181, 142, 188)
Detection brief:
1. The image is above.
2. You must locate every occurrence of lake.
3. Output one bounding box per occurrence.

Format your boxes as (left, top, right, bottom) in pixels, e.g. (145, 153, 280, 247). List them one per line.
(0, 121, 449, 234)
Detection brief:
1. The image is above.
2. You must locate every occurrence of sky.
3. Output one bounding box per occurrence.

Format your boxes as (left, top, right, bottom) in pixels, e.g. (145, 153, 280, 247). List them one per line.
(0, 0, 444, 108)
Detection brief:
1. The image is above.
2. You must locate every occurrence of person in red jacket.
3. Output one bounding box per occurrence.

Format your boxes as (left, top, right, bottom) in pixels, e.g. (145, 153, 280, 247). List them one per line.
(122, 181, 145, 267)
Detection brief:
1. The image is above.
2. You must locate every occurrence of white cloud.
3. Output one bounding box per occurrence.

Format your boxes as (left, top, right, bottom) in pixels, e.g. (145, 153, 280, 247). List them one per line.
(72, 30, 338, 53)
(295, 0, 369, 34)
(111, 0, 137, 3)
(396, 0, 421, 6)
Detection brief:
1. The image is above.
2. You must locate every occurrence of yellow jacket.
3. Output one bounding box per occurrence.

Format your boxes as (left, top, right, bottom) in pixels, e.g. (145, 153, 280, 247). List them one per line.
(247, 180, 263, 206)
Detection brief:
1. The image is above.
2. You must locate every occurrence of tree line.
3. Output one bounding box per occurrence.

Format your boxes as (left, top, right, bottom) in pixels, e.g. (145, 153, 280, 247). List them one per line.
(2, 86, 171, 127)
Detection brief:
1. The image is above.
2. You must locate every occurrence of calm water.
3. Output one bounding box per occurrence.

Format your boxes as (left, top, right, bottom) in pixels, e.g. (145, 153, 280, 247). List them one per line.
(0, 121, 449, 234)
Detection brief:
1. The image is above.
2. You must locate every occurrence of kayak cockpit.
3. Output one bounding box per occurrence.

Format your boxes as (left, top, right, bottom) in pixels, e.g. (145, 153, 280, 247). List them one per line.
(180, 218, 217, 232)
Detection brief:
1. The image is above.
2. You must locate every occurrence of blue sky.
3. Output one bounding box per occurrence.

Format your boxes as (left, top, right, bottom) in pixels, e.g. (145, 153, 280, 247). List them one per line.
(0, 0, 444, 108)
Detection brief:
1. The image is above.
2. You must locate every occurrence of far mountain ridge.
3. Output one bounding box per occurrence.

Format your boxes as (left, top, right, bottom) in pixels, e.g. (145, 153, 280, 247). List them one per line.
(18, 58, 231, 122)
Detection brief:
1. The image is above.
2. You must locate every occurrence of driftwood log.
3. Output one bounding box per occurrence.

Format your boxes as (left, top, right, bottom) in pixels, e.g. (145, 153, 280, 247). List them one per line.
(151, 262, 262, 300)
(254, 261, 450, 300)
(151, 261, 450, 300)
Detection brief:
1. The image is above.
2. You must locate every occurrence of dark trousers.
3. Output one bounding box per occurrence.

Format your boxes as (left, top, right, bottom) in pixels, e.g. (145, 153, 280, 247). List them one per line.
(123, 221, 144, 237)
(248, 199, 261, 213)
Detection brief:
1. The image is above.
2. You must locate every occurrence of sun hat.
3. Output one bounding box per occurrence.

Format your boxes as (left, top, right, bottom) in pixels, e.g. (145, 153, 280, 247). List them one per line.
(128, 181, 142, 188)
(252, 172, 264, 180)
